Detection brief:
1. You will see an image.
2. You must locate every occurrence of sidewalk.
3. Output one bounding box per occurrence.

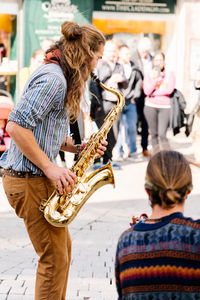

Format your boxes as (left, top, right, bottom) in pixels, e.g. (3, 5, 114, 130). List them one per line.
(0, 131, 200, 300)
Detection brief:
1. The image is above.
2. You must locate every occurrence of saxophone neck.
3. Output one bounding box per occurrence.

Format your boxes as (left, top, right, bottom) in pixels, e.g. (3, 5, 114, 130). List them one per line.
(99, 82, 125, 110)
(90, 72, 125, 110)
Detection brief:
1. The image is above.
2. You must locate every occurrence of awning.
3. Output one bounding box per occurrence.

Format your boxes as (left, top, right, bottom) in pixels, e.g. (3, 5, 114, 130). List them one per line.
(0, 14, 12, 33)
(93, 19, 166, 35)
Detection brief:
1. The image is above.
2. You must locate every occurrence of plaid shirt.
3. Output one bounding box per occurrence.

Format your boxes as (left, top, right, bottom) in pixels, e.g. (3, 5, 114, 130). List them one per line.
(0, 63, 68, 174)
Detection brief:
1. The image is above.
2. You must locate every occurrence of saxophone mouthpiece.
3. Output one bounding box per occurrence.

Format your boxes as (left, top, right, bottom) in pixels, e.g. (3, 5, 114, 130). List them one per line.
(91, 72, 100, 84)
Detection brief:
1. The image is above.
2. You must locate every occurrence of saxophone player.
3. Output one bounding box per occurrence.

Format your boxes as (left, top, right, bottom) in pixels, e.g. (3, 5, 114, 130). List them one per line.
(0, 22, 106, 300)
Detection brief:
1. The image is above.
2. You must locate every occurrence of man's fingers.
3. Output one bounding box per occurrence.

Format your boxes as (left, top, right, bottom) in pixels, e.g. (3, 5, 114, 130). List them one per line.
(63, 174, 75, 191)
(57, 181, 64, 195)
(61, 177, 72, 194)
(59, 169, 77, 194)
(97, 149, 105, 156)
(97, 143, 107, 156)
(101, 140, 108, 146)
(68, 170, 77, 182)
(98, 145, 107, 151)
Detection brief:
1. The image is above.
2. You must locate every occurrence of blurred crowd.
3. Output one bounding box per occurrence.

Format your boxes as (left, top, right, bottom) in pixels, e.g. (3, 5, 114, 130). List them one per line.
(1, 35, 200, 168)
(88, 36, 200, 170)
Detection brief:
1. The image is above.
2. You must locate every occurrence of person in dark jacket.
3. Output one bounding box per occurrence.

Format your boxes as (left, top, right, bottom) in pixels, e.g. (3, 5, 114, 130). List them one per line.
(90, 40, 128, 169)
(116, 44, 143, 161)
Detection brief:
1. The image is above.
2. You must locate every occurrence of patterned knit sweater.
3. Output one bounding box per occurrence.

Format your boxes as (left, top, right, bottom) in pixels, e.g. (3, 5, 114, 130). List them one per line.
(115, 212, 200, 300)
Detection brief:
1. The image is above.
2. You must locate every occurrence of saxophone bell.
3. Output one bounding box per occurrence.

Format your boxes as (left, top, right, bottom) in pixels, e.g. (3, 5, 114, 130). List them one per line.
(42, 161, 115, 227)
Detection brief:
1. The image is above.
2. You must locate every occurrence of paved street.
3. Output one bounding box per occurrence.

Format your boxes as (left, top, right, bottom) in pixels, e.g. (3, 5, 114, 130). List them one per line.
(0, 131, 200, 300)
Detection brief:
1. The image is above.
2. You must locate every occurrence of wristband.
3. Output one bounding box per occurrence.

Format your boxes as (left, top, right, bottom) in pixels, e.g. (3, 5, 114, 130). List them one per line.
(81, 142, 87, 151)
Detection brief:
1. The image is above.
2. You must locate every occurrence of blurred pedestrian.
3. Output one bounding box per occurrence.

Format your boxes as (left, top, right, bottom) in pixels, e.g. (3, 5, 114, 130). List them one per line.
(41, 37, 53, 52)
(132, 37, 152, 75)
(115, 150, 200, 299)
(132, 37, 152, 157)
(116, 44, 143, 161)
(0, 43, 7, 90)
(19, 48, 45, 95)
(143, 52, 175, 153)
(79, 84, 92, 141)
(0, 21, 106, 300)
(90, 39, 128, 170)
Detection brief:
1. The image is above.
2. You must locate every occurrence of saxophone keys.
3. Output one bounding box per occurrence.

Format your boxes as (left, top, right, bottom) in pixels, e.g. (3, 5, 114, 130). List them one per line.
(82, 163, 88, 170)
(63, 209, 73, 218)
(63, 203, 74, 217)
(77, 169, 83, 177)
(39, 199, 47, 212)
(59, 195, 67, 205)
(94, 145, 100, 153)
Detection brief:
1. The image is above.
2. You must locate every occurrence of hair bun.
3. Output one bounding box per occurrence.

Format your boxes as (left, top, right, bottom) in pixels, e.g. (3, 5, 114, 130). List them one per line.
(61, 21, 82, 41)
(162, 188, 180, 206)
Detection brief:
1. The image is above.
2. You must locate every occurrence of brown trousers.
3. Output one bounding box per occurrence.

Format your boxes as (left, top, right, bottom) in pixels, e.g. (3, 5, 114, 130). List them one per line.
(2, 174, 71, 300)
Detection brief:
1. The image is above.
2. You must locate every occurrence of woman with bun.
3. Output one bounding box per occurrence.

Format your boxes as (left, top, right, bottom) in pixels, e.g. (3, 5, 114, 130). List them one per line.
(0, 22, 106, 299)
(115, 150, 200, 299)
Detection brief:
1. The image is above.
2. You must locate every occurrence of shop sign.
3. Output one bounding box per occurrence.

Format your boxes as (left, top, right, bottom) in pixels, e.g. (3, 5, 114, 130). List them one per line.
(94, 0, 176, 14)
(23, 0, 92, 66)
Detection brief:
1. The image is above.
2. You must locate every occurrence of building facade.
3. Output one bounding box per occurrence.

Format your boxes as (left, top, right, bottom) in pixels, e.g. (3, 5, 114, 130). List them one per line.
(0, 0, 200, 109)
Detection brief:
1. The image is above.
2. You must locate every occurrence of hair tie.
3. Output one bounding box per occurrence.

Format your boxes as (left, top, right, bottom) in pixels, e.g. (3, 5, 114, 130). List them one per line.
(144, 176, 159, 191)
(145, 181, 159, 191)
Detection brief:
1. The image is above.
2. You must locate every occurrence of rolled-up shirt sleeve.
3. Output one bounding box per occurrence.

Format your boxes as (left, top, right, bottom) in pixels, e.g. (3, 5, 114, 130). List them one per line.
(8, 74, 66, 129)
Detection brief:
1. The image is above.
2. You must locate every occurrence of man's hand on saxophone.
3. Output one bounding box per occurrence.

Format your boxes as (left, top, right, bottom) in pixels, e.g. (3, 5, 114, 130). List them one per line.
(60, 135, 107, 157)
(57, 136, 107, 194)
(96, 140, 108, 157)
(43, 162, 77, 195)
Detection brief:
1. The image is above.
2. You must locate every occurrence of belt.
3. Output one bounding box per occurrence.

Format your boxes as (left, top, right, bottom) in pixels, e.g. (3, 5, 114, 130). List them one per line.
(3, 169, 45, 178)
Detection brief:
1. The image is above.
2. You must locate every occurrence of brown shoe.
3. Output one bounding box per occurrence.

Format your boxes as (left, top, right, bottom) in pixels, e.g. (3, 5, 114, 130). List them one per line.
(143, 150, 151, 157)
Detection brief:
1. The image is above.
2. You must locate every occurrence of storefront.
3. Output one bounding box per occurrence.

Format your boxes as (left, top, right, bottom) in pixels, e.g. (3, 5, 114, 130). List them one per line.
(0, 0, 93, 102)
(20, 0, 199, 109)
(0, 0, 200, 109)
(22, 0, 93, 67)
(92, 1, 176, 68)
(92, 0, 174, 37)
(92, 0, 200, 111)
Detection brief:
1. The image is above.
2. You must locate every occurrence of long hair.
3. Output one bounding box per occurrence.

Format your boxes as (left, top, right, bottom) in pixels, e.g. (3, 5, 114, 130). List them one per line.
(152, 51, 165, 71)
(145, 150, 193, 209)
(46, 22, 105, 122)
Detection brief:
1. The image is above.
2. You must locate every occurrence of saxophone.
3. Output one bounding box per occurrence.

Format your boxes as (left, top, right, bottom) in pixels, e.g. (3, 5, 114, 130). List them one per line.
(40, 73, 125, 227)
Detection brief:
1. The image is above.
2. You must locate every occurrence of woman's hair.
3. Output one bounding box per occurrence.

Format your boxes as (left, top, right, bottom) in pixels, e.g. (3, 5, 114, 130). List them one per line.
(47, 21, 105, 122)
(145, 150, 193, 209)
(152, 52, 165, 70)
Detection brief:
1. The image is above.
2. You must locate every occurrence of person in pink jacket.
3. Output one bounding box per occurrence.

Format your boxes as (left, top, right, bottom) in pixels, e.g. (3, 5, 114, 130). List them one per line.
(143, 52, 175, 153)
